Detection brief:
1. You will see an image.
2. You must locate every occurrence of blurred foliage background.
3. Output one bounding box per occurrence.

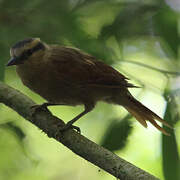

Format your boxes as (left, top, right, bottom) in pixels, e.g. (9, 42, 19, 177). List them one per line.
(0, 0, 180, 180)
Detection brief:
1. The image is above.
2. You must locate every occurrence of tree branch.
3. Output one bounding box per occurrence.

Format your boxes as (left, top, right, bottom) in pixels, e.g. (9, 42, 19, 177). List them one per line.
(0, 81, 159, 180)
(120, 60, 180, 76)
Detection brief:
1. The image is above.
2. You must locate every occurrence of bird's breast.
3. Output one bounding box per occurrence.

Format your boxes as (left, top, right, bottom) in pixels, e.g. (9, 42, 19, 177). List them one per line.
(16, 63, 84, 105)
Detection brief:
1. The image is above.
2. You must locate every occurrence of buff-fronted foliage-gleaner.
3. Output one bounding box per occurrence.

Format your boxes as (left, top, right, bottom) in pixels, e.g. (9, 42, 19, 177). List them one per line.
(7, 38, 172, 135)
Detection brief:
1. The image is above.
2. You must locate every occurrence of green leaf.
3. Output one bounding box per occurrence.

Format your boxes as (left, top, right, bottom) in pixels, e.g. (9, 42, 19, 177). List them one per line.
(100, 115, 132, 151)
(99, 2, 161, 41)
(162, 90, 180, 180)
(0, 122, 26, 142)
(153, 5, 179, 59)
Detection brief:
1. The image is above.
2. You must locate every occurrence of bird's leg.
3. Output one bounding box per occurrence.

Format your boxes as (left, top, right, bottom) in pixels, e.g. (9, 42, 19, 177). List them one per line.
(60, 103, 95, 132)
(30, 102, 66, 115)
(31, 102, 94, 133)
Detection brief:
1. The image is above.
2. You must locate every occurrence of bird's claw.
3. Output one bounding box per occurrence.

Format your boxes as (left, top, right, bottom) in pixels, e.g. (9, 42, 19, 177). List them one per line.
(60, 122, 81, 133)
(30, 104, 49, 117)
(30, 104, 81, 134)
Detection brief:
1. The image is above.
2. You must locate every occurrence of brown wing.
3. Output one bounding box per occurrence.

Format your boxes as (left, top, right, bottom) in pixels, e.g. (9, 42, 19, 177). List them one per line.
(48, 46, 135, 88)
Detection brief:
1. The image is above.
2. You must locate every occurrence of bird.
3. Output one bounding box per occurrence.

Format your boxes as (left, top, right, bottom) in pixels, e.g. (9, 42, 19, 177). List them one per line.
(7, 37, 172, 135)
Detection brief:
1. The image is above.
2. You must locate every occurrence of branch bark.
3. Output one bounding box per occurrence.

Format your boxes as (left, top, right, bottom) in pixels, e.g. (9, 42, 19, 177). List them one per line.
(0, 81, 160, 180)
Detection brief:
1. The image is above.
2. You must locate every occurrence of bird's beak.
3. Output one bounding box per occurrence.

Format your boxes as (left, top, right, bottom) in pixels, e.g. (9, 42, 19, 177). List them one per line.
(6, 57, 19, 66)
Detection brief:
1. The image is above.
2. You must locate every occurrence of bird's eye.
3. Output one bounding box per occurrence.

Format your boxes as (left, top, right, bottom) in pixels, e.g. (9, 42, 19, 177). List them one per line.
(18, 49, 33, 61)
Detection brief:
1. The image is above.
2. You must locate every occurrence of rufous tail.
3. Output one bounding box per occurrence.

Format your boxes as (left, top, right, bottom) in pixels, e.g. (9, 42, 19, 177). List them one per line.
(123, 95, 172, 135)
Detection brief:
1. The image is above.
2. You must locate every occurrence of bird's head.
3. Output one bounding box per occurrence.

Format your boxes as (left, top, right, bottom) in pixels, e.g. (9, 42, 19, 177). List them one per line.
(7, 38, 46, 66)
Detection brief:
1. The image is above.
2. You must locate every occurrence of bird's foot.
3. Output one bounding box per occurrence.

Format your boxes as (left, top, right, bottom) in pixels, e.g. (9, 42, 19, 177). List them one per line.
(30, 103, 49, 117)
(60, 121, 81, 133)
